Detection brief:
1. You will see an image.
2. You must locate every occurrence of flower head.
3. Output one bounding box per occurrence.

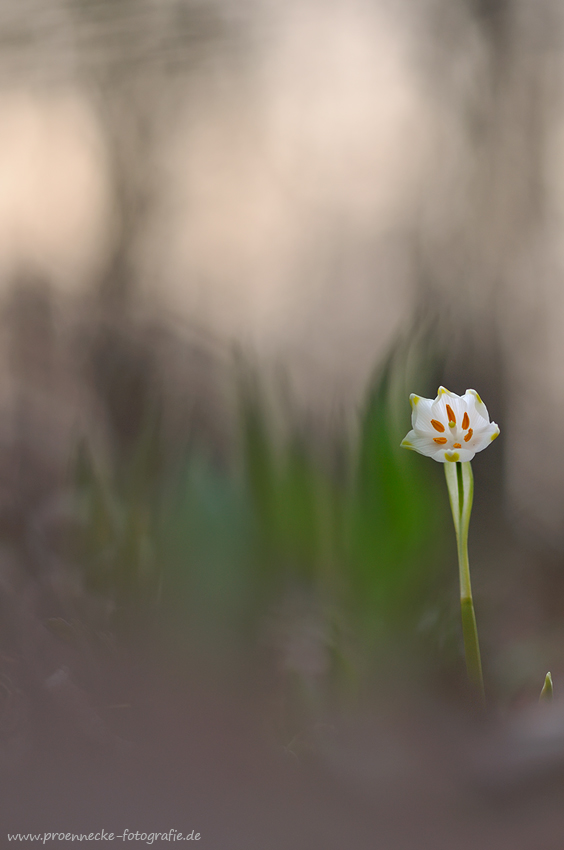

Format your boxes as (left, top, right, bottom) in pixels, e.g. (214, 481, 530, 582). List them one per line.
(401, 387, 500, 463)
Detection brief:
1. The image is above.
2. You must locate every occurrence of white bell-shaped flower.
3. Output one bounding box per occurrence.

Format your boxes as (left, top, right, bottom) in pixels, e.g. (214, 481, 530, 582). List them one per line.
(401, 387, 500, 463)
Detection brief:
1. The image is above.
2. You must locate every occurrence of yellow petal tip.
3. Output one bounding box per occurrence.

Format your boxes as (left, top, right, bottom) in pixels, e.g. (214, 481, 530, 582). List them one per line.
(445, 451, 460, 462)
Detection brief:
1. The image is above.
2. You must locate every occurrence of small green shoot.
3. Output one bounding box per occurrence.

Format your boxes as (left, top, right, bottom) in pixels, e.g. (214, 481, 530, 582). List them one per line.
(540, 671, 553, 703)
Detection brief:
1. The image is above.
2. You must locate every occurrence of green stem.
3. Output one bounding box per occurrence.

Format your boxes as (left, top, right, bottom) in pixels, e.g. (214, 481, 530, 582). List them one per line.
(444, 461, 485, 702)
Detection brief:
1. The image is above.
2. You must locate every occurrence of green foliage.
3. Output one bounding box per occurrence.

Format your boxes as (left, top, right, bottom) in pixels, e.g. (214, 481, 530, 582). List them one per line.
(347, 350, 445, 629)
(67, 335, 452, 686)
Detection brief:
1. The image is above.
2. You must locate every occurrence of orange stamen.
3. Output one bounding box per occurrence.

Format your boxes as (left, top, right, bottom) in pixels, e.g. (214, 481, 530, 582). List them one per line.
(433, 437, 447, 444)
(464, 429, 473, 442)
(462, 412, 469, 430)
(453, 443, 462, 448)
(446, 404, 456, 425)
(431, 419, 445, 433)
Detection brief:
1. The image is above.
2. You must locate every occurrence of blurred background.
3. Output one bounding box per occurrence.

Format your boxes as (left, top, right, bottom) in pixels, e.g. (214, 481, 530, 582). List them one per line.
(1, 0, 564, 847)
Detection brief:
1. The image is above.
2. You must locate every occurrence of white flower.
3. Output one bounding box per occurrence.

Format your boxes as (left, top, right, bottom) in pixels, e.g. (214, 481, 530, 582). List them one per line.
(401, 387, 500, 463)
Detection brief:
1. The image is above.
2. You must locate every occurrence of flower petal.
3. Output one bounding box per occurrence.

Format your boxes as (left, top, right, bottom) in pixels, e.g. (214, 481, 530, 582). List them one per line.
(401, 429, 437, 457)
(433, 388, 466, 430)
(409, 395, 437, 432)
(437, 446, 475, 463)
(463, 389, 491, 426)
(467, 422, 500, 454)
